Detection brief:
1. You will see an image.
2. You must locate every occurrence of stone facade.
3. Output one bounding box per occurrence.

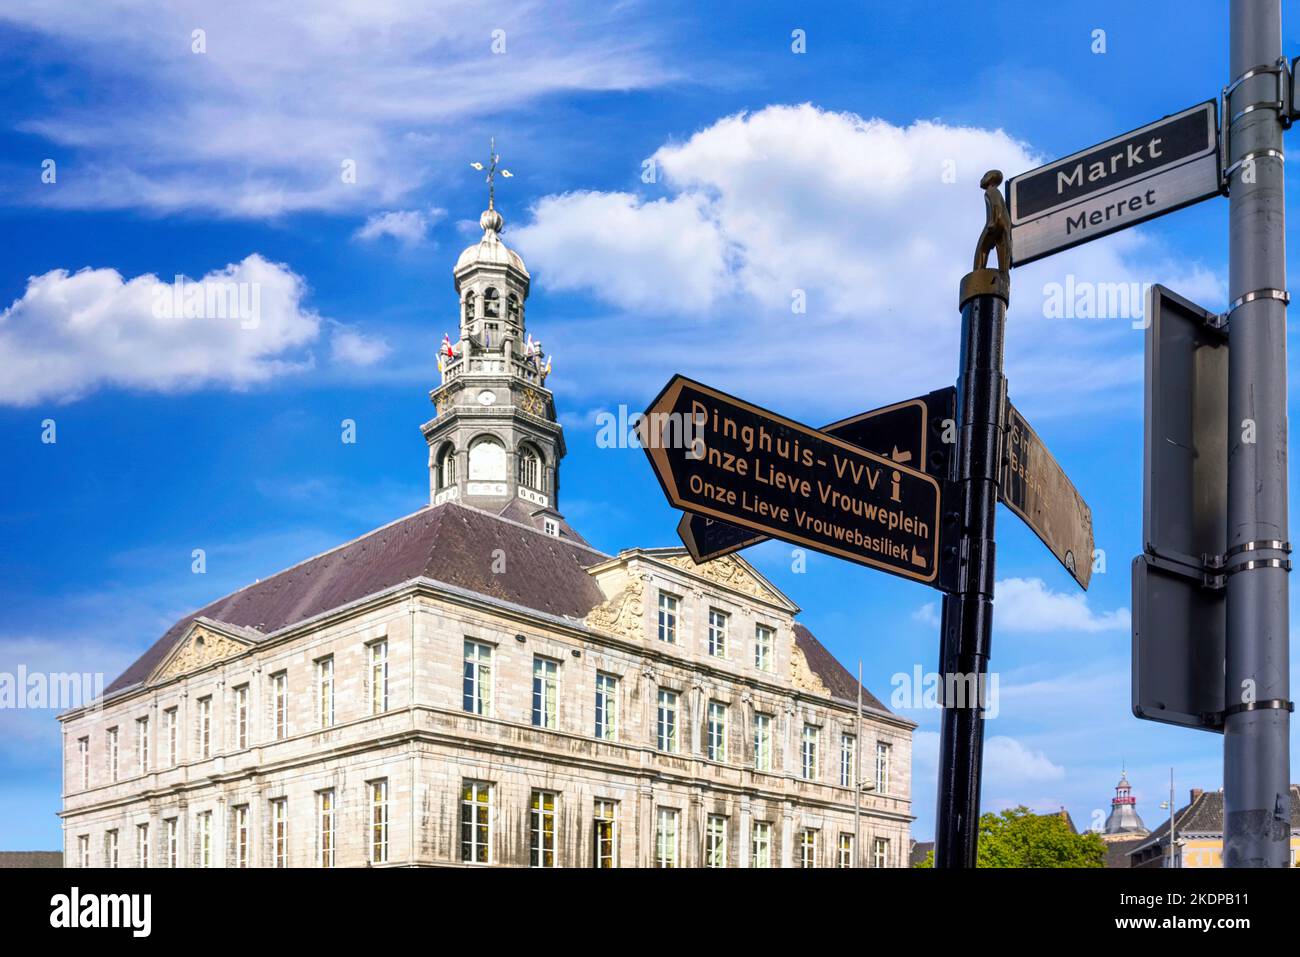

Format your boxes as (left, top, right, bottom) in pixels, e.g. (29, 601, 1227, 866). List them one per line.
(59, 543, 913, 868)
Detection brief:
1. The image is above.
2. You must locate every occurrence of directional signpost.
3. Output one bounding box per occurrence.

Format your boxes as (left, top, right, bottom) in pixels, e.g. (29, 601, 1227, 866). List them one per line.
(640, 376, 944, 585)
(1008, 101, 1221, 266)
(676, 388, 956, 563)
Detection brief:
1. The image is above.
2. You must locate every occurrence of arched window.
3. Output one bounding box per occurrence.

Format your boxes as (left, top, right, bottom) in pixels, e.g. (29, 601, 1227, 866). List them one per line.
(463, 291, 476, 322)
(518, 444, 543, 491)
(483, 287, 500, 318)
(506, 293, 520, 325)
(437, 446, 457, 489)
(468, 436, 507, 482)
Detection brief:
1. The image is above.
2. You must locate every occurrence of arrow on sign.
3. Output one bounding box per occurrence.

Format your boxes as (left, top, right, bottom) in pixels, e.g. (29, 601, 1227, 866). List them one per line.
(676, 388, 956, 563)
(641, 376, 944, 586)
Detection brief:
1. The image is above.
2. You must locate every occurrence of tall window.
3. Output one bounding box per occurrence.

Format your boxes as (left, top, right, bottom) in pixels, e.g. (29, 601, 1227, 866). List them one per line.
(873, 837, 889, 868)
(165, 707, 178, 765)
(164, 818, 178, 868)
(78, 736, 89, 789)
(105, 829, 119, 868)
(463, 291, 475, 322)
(198, 696, 211, 758)
(840, 733, 856, 788)
(800, 828, 819, 869)
(656, 689, 678, 753)
(751, 822, 772, 868)
(369, 640, 388, 714)
(136, 824, 150, 868)
(706, 701, 727, 762)
(657, 592, 679, 644)
(594, 672, 618, 741)
(317, 789, 335, 868)
(437, 446, 457, 489)
(272, 672, 287, 739)
(77, 834, 89, 868)
(136, 717, 149, 774)
(483, 286, 500, 318)
(654, 808, 678, 868)
(753, 713, 772, 771)
(875, 742, 892, 794)
(801, 725, 819, 780)
(705, 815, 727, 868)
(271, 799, 287, 868)
(593, 800, 617, 868)
(234, 685, 248, 750)
(107, 727, 119, 781)
(529, 791, 558, 868)
(234, 805, 249, 868)
(754, 624, 774, 671)
(463, 640, 493, 716)
(197, 811, 212, 868)
(518, 445, 542, 490)
(838, 833, 855, 868)
(532, 656, 558, 729)
(370, 780, 389, 864)
(460, 781, 491, 864)
(316, 657, 334, 729)
(707, 608, 728, 657)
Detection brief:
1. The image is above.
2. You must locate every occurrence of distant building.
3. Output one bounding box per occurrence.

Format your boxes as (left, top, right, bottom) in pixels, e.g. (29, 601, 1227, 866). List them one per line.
(1128, 786, 1300, 868)
(1100, 770, 1148, 840)
(0, 851, 61, 868)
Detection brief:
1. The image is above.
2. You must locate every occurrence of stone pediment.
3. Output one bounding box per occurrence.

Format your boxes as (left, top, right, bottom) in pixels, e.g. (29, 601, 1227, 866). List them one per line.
(147, 619, 259, 684)
(657, 553, 793, 609)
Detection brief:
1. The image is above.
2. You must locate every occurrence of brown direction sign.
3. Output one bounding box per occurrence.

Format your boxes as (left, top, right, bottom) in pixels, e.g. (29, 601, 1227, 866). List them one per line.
(1000, 401, 1094, 590)
(677, 387, 956, 562)
(641, 376, 943, 585)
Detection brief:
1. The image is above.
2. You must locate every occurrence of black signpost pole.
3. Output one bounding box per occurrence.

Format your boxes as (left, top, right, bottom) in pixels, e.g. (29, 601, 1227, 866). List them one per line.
(934, 172, 1011, 868)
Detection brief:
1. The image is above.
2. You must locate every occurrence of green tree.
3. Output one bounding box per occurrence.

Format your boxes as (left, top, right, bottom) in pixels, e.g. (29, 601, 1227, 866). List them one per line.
(914, 806, 1106, 868)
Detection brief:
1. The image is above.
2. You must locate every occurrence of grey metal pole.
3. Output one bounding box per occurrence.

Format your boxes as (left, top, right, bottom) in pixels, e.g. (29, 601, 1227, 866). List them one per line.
(855, 660, 863, 866)
(1225, 0, 1291, 869)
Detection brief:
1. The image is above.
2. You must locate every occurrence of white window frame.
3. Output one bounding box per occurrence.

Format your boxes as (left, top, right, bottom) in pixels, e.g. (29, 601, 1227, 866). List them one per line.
(463, 640, 494, 717)
(136, 717, 149, 775)
(460, 781, 492, 865)
(875, 741, 892, 794)
(654, 807, 679, 868)
(369, 639, 389, 715)
(707, 607, 728, 657)
(198, 696, 211, 758)
(593, 799, 617, 868)
(370, 779, 389, 864)
(316, 657, 335, 729)
(529, 790, 558, 868)
(317, 789, 335, 868)
(107, 726, 119, 782)
(656, 689, 678, 753)
(77, 834, 89, 868)
(838, 832, 855, 868)
(165, 818, 178, 868)
(657, 591, 679, 644)
(272, 672, 288, 740)
(532, 656, 559, 729)
(840, 733, 856, 788)
(755, 623, 774, 671)
(800, 828, 819, 869)
(271, 799, 287, 868)
(753, 713, 772, 772)
(705, 814, 727, 868)
(105, 829, 119, 868)
(234, 685, 249, 750)
(78, 736, 89, 789)
(234, 805, 249, 868)
(801, 724, 819, 780)
(197, 810, 212, 868)
(137, 823, 150, 868)
(706, 700, 727, 762)
(165, 706, 178, 766)
(594, 671, 618, 741)
(873, 837, 889, 868)
(751, 822, 772, 868)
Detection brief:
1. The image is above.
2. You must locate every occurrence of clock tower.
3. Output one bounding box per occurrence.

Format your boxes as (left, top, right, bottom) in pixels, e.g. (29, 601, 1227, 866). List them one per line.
(420, 177, 568, 532)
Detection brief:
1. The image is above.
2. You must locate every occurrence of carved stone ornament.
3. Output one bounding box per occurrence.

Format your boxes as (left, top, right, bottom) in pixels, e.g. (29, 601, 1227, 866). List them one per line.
(153, 624, 253, 682)
(789, 640, 832, 697)
(584, 576, 646, 640)
(659, 553, 777, 603)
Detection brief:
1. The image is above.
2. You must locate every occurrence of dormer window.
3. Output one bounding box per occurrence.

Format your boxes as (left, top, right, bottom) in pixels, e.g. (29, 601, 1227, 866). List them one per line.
(543, 518, 559, 537)
(483, 287, 500, 318)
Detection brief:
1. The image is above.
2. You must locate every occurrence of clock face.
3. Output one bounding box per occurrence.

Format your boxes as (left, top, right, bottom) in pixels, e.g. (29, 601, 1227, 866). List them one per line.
(476, 390, 496, 406)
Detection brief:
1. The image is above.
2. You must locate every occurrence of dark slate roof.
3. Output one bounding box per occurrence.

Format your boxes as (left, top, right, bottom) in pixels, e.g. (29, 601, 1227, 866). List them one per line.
(106, 502, 609, 694)
(0, 851, 61, 868)
(909, 840, 934, 867)
(1131, 785, 1300, 856)
(793, 623, 891, 713)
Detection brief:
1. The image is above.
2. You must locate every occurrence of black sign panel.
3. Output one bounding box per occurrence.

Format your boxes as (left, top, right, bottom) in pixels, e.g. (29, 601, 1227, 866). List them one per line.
(641, 376, 943, 585)
(1000, 402, 1094, 590)
(1007, 101, 1220, 265)
(678, 388, 956, 562)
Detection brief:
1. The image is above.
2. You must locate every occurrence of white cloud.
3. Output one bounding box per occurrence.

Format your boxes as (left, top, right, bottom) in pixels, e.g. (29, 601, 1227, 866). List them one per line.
(913, 602, 941, 628)
(994, 577, 1130, 633)
(330, 326, 390, 366)
(354, 208, 444, 246)
(515, 104, 1225, 418)
(2, 2, 673, 216)
(983, 735, 1067, 783)
(0, 254, 322, 405)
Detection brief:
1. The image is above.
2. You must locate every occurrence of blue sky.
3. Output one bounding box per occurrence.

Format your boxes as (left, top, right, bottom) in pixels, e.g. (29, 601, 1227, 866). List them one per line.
(1, 0, 1297, 849)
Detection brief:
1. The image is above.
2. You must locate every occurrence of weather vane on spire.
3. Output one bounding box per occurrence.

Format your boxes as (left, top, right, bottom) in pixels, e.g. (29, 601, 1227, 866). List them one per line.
(469, 137, 513, 211)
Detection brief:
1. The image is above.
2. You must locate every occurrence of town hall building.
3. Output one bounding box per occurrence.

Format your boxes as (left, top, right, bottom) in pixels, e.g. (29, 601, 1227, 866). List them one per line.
(57, 189, 914, 868)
